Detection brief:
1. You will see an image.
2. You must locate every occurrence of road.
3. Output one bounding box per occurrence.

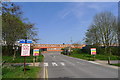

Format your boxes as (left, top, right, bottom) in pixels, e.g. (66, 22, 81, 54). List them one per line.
(42, 51, 118, 79)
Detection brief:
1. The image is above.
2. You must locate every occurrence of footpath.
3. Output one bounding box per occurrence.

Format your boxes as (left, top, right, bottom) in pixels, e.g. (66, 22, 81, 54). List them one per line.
(91, 60, 119, 69)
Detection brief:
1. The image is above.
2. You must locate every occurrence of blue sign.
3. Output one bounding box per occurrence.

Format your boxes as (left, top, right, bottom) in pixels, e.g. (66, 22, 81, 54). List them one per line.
(27, 40, 32, 43)
(19, 40, 25, 43)
(19, 39, 32, 43)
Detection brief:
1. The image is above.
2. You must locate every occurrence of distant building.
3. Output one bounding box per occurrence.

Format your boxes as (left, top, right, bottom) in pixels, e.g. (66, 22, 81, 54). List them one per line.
(33, 44, 86, 51)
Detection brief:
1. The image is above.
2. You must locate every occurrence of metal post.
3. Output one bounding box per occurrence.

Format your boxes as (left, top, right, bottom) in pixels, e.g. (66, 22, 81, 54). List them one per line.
(35, 56, 36, 62)
(24, 56, 26, 74)
(24, 37, 27, 74)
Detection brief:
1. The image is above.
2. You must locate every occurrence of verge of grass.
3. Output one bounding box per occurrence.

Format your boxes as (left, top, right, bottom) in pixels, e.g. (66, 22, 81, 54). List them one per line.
(110, 63, 120, 67)
(68, 53, 119, 61)
(2, 54, 44, 63)
(95, 54, 119, 60)
(2, 65, 41, 79)
(68, 53, 95, 61)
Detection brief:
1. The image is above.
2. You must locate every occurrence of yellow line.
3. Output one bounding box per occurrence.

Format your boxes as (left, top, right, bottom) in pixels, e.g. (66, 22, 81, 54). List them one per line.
(45, 66, 48, 80)
(46, 67, 48, 79)
(43, 66, 45, 79)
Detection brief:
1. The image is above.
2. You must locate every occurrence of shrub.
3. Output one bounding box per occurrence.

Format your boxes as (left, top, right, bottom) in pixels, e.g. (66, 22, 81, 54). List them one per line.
(72, 48, 82, 54)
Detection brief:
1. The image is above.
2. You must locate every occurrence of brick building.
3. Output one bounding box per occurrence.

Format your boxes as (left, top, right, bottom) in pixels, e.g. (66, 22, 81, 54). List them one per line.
(33, 44, 86, 51)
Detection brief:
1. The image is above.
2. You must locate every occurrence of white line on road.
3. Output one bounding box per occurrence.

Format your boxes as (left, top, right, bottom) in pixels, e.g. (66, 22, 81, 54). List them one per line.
(44, 63, 48, 66)
(88, 61, 100, 64)
(52, 62, 58, 66)
(60, 62, 65, 66)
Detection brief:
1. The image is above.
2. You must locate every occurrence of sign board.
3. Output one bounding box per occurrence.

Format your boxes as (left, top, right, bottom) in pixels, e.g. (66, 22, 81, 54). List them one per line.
(19, 39, 25, 43)
(33, 49, 39, 56)
(91, 48, 96, 55)
(21, 44, 30, 56)
(19, 39, 32, 43)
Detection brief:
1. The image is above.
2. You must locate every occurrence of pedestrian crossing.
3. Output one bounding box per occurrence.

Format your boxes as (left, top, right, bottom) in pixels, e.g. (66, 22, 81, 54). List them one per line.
(44, 62, 66, 67)
(43, 61, 86, 67)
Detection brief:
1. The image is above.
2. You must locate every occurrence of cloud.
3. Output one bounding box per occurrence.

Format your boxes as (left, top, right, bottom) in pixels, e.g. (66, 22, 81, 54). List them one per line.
(58, 3, 85, 19)
(61, 10, 72, 19)
(58, 2, 117, 19)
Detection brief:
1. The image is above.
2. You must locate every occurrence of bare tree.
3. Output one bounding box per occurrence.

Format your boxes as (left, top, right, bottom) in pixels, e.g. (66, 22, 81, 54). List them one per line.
(85, 11, 117, 64)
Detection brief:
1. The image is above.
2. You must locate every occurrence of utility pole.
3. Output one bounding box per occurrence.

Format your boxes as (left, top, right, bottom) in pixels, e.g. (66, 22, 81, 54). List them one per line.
(70, 37, 73, 44)
(69, 37, 73, 55)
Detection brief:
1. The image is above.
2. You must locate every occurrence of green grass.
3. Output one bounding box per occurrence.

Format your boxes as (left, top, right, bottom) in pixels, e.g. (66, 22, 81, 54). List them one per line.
(2, 65, 41, 79)
(2, 54, 44, 63)
(68, 53, 119, 61)
(95, 54, 119, 60)
(110, 64, 120, 67)
(68, 53, 95, 61)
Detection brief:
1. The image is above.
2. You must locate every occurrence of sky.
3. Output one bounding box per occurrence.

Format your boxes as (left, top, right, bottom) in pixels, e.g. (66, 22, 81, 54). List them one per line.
(14, 2, 118, 44)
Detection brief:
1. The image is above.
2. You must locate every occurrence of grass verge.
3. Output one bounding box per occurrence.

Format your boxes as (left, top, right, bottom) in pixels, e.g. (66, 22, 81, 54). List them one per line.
(2, 54, 44, 63)
(110, 63, 120, 67)
(68, 53, 119, 61)
(2, 65, 40, 79)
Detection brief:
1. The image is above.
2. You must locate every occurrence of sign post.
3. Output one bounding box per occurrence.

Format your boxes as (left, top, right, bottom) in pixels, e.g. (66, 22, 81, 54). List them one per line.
(20, 39, 32, 73)
(24, 56, 26, 74)
(91, 48, 96, 61)
(21, 43, 30, 74)
(33, 49, 39, 66)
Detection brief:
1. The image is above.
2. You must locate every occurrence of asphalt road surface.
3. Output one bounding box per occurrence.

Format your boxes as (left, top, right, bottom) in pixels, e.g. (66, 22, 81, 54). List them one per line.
(42, 51, 118, 79)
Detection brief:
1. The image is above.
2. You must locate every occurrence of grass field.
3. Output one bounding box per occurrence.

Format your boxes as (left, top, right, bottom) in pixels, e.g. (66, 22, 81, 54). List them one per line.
(68, 53, 119, 61)
(110, 63, 120, 67)
(2, 54, 44, 63)
(2, 65, 41, 79)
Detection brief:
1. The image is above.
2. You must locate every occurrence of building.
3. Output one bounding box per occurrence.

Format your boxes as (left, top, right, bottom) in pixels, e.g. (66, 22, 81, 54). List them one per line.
(33, 44, 86, 51)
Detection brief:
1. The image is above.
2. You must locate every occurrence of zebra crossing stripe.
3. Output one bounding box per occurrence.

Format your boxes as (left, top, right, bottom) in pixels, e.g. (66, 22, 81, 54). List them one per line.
(44, 63, 48, 66)
(52, 62, 58, 66)
(44, 62, 66, 67)
(60, 62, 65, 66)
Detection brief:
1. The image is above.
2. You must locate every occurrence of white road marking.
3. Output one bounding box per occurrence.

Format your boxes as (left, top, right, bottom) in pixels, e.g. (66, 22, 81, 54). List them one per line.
(52, 62, 58, 66)
(88, 61, 100, 64)
(44, 63, 48, 66)
(60, 62, 65, 66)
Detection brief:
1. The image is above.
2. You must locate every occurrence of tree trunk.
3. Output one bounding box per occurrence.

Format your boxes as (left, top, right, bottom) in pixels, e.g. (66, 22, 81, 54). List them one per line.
(13, 50, 16, 60)
(12, 45, 16, 61)
(108, 56, 111, 64)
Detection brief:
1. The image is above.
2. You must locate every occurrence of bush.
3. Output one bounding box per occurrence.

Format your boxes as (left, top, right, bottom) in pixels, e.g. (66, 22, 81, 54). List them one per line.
(81, 45, 119, 56)
(72, 48, 82, 54)
(2, 45, 14, 56)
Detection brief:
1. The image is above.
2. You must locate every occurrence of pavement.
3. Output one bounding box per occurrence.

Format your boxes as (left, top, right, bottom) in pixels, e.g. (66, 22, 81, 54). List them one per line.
(94, 60, 119, 67)
(3, 62, 40, 66)
(41, 51, 118, 79)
